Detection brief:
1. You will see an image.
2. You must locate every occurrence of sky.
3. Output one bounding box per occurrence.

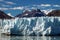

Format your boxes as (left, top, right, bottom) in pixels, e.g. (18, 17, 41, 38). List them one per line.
(0, 0, 60, 16)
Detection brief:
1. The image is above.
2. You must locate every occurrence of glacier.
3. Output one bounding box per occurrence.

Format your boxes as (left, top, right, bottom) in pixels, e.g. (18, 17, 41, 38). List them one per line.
(0, 17, 60, 36)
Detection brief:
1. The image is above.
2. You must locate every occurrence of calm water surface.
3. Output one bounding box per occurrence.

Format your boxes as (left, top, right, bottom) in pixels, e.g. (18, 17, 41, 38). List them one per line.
(0, 35, 60, 40)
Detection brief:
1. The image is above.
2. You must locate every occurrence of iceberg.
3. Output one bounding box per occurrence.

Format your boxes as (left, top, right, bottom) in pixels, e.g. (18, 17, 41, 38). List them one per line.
(1, 17, 60, 36)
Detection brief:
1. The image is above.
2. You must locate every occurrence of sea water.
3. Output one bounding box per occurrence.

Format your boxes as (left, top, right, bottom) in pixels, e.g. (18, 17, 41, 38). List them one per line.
(0, 35, 60, 40)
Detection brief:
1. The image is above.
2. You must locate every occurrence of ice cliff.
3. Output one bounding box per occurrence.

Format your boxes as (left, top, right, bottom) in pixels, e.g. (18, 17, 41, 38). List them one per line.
(0, 17, 60, 36)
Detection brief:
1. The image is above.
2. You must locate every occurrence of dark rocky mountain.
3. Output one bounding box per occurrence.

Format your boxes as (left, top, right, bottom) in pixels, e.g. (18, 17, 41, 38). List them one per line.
(47, 10, 60, 16)
(0, 10, 13, 19)
(16, 9, 46, 17)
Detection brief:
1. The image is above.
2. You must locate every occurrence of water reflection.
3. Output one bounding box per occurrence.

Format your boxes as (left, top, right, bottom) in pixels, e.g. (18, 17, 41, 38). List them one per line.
(0, 35, 60, 40)
(0, 35, 10, 40)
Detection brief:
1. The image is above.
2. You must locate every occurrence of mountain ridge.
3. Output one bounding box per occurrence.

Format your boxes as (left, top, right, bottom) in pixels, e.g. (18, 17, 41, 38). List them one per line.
(16, 9, 46, 17)
(47, 10, 60, 16)
(0, 9, 60, 19)
(0, 10, 13, 19)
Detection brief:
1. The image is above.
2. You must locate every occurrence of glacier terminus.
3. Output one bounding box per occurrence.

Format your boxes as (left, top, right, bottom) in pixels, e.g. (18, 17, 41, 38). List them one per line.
(0, 17, 60, 36)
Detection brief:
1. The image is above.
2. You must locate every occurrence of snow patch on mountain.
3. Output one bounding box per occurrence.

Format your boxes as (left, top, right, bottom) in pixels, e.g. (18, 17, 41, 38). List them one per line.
(41, 9, 55, 15)
(8, 13, 14, 17)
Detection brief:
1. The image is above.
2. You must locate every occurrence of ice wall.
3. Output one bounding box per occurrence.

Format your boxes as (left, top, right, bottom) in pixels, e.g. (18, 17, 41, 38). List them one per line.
(1, 17, 60, 36)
